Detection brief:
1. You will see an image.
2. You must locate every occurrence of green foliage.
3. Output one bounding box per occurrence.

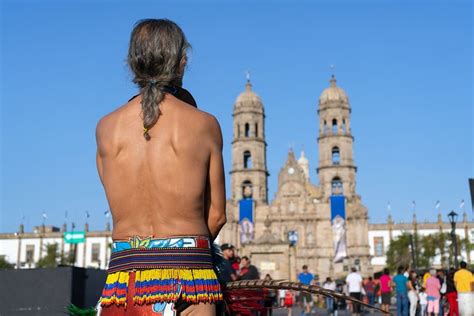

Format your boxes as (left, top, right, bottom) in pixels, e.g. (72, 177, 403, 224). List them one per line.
(67, 304, 97, 316)
(386, 231, 464, 270)
(386, 233, 412, 272)
(0, 256, 15, 269)
(37, 243, 60, 268)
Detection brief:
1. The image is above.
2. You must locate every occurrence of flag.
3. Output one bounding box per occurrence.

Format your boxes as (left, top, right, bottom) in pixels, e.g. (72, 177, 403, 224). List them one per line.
(104, 209, 110, 218)
(71, 222, 76, 230)
(435, 200, 440, 210)
(387, 202, 391, 213)
(85, 211, 90, 219)
(411, 200, 416, 211)
(460, 199, 465, 210)
(65, 210, 68, 221)
(42, 212, 47, 221)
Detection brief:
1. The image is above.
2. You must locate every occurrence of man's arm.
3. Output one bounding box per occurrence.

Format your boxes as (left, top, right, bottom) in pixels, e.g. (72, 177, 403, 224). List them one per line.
(205, 115, 226, 241)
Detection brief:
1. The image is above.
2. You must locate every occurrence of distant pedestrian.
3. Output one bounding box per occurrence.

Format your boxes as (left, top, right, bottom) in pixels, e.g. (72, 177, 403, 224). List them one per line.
(446, 269, 459, 316)
(379, 268, 392, 313)
(263, 274, 276, 316)
(393, 266, 409, 316)
(453, 261, 473, 316)
(419, 287, 428, 316)
(407, 271, 419, 316)
(239, 256, 260, 280)
(426, 268, 441, 316)
(298, 265, 314, 316)
(323, 277, 337, 314)
(364, 276, 376, 306)
(220, 243, 238, 282)
(346, 267, 363, 315)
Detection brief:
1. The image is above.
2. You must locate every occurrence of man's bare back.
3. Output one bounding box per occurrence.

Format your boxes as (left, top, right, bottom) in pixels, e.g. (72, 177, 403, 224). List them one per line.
(96, 93, 226, 241)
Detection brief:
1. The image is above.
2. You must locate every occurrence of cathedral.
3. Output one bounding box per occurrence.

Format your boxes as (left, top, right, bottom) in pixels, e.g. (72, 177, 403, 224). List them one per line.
(219, 75, 372, 281)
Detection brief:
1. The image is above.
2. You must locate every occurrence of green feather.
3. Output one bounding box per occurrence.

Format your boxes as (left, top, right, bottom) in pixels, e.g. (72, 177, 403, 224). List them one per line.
(67, 304, 97, 316)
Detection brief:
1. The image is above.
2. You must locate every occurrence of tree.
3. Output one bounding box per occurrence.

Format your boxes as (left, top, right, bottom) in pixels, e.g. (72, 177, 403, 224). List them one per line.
(0, 256, 15, 269)
(386, 233, 412, 272)
(37, 243, 60, 268)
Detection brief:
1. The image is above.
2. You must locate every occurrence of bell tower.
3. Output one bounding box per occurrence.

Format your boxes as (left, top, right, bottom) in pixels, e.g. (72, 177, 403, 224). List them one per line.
(317, 75, 357, 201)
(230, 76, 269, 205)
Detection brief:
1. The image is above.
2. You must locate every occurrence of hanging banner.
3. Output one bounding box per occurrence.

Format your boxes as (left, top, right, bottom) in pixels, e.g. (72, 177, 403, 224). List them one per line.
(239, 199, 254, 244)
(330, 195, 347, 263)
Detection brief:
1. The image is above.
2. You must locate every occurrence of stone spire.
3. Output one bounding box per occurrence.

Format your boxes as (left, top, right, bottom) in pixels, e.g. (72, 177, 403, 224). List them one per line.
(297, 149, 310, 181)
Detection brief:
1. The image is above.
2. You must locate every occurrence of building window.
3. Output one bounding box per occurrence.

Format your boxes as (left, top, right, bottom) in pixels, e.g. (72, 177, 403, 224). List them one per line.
(332, 119, 338, 134)
(332, 147, 340, 165)
(242, 180, 253, 198)
(26, 245, 35, 264)
(374, 237, 384, 256)
(255, 123, 258, 137)
(342, 119, 347, 133)
(331, 177, 343, 195)
(245, 123, 250, 137)
(323, 120, 328, 134)
(91, 243, 101, 262)
(243, 151, 252, 169)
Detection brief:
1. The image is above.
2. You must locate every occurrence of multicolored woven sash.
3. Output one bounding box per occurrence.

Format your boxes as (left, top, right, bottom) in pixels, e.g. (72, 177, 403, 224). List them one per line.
(100, 236, 223, 307)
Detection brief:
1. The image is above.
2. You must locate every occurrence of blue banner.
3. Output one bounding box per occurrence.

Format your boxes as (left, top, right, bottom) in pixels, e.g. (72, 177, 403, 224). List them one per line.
(239, 199, 254, 222)
(239, 199, 254, 244)
(330, 195, 346, 220)
(330, 195, 347, 262)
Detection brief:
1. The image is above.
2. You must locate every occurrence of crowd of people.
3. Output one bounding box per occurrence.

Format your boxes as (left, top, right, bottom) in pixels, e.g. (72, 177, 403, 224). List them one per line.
(380, 261, 474, 316)
(219, 243, 474, 316)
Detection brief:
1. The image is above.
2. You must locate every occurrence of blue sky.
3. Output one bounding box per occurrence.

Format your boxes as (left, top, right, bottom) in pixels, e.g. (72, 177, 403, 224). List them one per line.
(1, 0, 472, 233)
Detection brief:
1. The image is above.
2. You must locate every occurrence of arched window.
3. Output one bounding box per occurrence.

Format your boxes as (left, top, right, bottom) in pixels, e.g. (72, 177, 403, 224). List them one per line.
(243, 151, 252, 169)
(255, 123, 258, 137)
(342, 119, 347, 133)
(332, 119, 338, 134)
(332, 147, 340, 165)
(331, 177, 343, 195)
(245, 123, 250, 137)
(323, 120, 328, 134)
(242, 180, 253, 198)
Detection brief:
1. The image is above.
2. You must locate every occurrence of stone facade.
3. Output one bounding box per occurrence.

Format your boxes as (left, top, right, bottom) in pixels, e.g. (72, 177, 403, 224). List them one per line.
(219, 75, 372, 281)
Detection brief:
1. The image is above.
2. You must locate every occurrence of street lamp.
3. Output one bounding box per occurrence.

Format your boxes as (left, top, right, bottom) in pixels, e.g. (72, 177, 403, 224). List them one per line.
(448, 210, 459, 268)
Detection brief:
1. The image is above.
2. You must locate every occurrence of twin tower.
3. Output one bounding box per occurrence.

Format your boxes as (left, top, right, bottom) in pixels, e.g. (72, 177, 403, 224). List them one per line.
(222, 74, 371, 279)
(230, 75, 357, 204)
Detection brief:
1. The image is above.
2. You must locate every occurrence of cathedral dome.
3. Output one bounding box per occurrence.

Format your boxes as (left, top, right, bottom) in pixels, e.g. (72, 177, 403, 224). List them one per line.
(319, 75, 348, 104)
(234, 80, 263, 110)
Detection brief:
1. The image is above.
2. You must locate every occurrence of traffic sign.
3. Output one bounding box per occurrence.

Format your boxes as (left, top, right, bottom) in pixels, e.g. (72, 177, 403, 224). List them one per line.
(64, 231, 85, 244)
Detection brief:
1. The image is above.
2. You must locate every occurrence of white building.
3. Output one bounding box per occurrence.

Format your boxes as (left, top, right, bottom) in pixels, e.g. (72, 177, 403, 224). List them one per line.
(1, 213, 472, 273)
(369, 212, 474, 271)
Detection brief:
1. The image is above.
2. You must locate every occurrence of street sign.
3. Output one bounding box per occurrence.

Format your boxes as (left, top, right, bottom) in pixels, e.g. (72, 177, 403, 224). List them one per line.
(64, 231, 85, 244)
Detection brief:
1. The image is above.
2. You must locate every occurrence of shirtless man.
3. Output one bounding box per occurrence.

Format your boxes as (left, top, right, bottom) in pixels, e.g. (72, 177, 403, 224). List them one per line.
(96, 19, 226, 315)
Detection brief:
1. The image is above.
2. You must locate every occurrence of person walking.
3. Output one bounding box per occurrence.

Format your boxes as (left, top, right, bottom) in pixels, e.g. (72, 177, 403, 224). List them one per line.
(419, 287, 428, 316)
(426, 269, 441, 316)
(407, 271, 419, 316)
(346, 267, 363, 315)
(297, 265, 314, 316)
(364, 276, 376, 307)
(379, 268, 392, 313)
(323, 277, 337, 315)
(453, 261, 474, 316)
(393, 266, 409, 316)
(446, 269, 459, 316)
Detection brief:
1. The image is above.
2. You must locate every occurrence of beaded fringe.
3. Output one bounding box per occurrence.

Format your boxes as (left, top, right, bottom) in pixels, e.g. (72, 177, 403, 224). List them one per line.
(100, 268, 222, 307)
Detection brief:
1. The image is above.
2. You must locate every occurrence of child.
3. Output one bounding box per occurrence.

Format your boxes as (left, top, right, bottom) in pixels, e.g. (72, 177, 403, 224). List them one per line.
(419, 287, 428, 316)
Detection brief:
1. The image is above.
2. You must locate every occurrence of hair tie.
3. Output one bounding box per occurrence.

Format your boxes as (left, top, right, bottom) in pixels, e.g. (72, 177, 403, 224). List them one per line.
(148, 79, 158, 86)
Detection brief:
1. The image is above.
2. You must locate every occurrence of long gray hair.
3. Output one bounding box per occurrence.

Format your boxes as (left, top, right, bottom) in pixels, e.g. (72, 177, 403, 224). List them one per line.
(128, 19, 191, 140)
